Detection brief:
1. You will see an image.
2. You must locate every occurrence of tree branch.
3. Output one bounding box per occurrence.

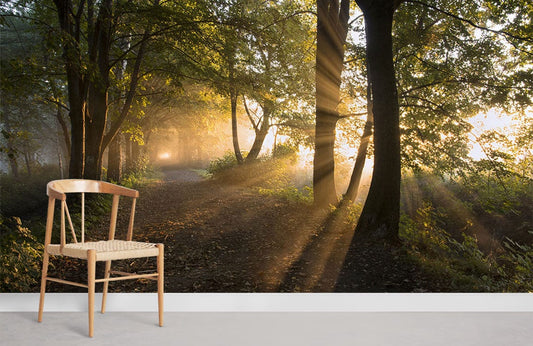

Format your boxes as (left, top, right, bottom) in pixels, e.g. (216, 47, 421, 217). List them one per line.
(243, 95, 259, 132)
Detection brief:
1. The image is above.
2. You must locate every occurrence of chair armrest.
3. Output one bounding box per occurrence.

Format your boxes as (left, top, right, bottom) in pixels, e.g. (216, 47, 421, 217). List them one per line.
(98, 181, 139, 198)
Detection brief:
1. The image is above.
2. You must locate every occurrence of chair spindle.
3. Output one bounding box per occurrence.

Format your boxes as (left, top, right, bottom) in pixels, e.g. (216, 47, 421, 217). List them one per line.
(109, 195, 120, 240)
(64, 202, 78, 243)
(60, 200, 65, 252)
(81, 192, 85, 243)
(127, 198, 137, 241)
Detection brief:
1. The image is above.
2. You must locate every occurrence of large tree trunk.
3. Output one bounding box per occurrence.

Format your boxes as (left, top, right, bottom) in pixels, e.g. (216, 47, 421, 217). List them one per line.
(68, 104, 85, 179)
(313, 115, 338, 206)
(313, 0, 350, 208)
(84, 89, 107, 180)
(84, 0, 112, 180)
(353, 0, 402, 242)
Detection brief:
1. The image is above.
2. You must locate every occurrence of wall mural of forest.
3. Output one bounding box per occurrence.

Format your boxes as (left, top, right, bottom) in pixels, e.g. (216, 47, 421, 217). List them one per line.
(1, 0, 532, 293)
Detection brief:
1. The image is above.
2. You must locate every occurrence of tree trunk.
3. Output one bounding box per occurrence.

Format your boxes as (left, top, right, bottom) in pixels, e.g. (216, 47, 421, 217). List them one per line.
(246, 124, 269, 162)
(230, 89, 244, 164)
(68, 104, 85, 179)
(313, 0, 350, 208)
(353, 0, 401, 242)
(54, 104, 71, 159)
(84, 0, 112, 180)
(344, 60, 373, 203)
(313, 115, 339, 206)
(125, 135, 133, 173)
(107, 133, 121, 182)
(246, 108, 270, 162)
(344, 112, 372, 203)
(132, 140, 141, 170)
(84, 89, 107, 180)
(58, 145, 64, 179)
(7, 152, 19, 178)
(3, 113, 20, 178)
(24, 151, 32, 177)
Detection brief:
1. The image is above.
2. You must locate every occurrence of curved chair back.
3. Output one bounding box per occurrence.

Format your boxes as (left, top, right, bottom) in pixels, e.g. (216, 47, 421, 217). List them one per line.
(47, 179, 139, 200)
(45, 179, 139, 250)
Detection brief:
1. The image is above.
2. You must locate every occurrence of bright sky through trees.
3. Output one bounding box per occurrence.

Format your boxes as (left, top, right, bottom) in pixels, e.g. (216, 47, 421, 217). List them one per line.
(467, 108, 526, 160)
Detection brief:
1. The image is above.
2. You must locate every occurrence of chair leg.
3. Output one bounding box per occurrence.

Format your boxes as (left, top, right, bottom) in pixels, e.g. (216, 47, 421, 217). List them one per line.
(101, 260, 112, 313)
(157, 244, 164, 327)
(87, 249, 96, 337)
(38, 251, 50, 322)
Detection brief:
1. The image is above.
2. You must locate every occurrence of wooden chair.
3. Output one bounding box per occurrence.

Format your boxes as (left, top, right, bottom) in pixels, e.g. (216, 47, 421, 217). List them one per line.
(37, 179, 164, 337)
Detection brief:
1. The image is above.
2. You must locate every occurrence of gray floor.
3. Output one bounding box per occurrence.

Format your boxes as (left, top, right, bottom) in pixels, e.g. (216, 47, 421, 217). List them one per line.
(2, 312, 532, 345)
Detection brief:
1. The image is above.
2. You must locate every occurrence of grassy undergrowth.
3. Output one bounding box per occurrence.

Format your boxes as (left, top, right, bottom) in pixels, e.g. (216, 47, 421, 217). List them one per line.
(207, 150, 313, 205)
(400, 202, 533, 292)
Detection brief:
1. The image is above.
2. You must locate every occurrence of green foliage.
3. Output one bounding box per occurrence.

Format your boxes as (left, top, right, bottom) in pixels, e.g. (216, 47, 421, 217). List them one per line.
(257, 185, 313, 205)
(500, 236, 533, 291)
(0, 216, 43, 292)
(120, 165, 164, 189)
(345, 202, 364, 227)
(206, 151, 240, 176)
(272, 144, 298, 158)
(400, 202, 533, 292)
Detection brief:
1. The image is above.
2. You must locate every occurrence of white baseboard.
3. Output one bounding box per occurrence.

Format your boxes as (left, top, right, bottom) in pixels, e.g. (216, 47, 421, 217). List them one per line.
(1, 293, 532, 312)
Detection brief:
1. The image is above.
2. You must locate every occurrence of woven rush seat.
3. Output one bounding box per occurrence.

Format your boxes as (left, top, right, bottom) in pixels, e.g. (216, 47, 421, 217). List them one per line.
(47, 239, 160, 261)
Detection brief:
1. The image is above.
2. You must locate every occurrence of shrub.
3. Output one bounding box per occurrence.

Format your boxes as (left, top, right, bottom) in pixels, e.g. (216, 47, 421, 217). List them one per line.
(0, 216, 44, 292)
(257, 185, 313, 205)
(120, 165, 163, 189)
(207, 152, 239, 176)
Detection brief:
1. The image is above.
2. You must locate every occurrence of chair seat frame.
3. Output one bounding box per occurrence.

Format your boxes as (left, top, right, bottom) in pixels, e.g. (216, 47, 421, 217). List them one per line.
(37, 179, 164, 337)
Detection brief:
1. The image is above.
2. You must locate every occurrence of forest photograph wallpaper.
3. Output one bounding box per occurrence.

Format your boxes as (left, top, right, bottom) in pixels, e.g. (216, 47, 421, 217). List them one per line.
(1, 0, 532, 294)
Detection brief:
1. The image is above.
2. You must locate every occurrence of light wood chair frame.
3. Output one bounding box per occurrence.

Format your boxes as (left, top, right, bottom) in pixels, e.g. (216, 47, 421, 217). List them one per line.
(37, 179, 164, 337)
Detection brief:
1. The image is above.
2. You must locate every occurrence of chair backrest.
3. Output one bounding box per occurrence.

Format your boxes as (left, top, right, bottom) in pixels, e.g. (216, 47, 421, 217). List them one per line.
(45, 179, 139, 253)
(47, 179, 139, 200)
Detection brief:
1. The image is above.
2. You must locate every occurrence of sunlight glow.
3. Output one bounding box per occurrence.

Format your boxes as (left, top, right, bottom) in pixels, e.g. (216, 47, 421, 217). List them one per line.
(158, 152, 171, 160)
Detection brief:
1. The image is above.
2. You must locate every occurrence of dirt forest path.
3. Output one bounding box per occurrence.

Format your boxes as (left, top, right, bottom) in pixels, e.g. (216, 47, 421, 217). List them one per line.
(102, 169, 437, 293)
(111, 169, 345, 292)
